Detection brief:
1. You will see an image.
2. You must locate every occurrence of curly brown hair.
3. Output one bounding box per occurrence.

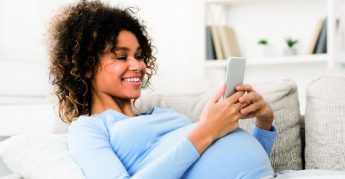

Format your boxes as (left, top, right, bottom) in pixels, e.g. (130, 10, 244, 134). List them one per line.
(48, 0, 157, 123)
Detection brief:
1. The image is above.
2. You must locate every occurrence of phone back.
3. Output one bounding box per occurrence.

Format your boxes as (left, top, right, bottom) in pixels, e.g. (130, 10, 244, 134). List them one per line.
(224, 57, 246, 98)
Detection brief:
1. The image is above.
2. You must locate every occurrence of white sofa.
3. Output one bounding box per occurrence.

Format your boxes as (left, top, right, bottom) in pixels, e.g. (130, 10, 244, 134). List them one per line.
(1, 76, 345, 178)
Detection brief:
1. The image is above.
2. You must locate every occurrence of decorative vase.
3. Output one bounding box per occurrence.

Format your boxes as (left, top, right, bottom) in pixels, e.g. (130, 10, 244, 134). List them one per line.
(284, 47, 297, 56)
(258, 45, 273, 57)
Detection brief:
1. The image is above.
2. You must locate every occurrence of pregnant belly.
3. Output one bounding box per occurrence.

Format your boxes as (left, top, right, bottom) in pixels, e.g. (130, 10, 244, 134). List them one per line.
(182, 127, 274, 179)
(136, 123, 273, 179)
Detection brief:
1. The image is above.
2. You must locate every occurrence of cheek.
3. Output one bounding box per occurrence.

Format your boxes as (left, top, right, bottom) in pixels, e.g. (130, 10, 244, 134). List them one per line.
(108, 63, 127, 76)
(141, 62, 148, 72)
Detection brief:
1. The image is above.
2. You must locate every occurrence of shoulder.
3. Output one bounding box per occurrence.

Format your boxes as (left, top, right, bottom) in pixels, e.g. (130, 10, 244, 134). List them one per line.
(68, 115, 109, 138)
(67, 115, 112, 153)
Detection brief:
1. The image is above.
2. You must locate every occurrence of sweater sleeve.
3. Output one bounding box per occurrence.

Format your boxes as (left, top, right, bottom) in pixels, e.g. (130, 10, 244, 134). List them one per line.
(252, 125, 278, 154)
(68, 118, 200, 179)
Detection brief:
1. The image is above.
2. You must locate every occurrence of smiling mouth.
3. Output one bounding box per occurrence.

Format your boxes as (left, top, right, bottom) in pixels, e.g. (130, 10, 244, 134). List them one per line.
(122, 77, 141, 82)
(121, 77, 143, 87)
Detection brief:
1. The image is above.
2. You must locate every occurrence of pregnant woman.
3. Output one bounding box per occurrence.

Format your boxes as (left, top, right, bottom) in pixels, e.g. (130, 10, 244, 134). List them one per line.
(48, 1, 278, 178)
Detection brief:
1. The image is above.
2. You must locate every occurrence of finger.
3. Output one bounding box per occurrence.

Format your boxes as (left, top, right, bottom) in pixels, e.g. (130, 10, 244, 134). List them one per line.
(237, 102, 251, 119)
(240, 112, 256, 119)
(239, 91, 261, 103)
(236, 104, 250, 116)
(224, 91, 245, 104)
(240, 102, 249, 109)
(231, 104, 244, 119)
(211, 83, 226, 103)
(236, 84, 254, 92)
(233, 102, 248, 114)
(240, 101, 264, 115)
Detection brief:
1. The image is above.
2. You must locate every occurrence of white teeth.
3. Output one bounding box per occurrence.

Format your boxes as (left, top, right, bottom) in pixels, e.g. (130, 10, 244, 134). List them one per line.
(124, 77, 140, 82)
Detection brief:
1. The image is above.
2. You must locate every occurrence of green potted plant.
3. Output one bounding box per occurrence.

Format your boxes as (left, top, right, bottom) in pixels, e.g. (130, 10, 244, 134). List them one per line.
(284, 37, 298, 56)
(257, 38, 271, 57)
(258, 39, 268, 46)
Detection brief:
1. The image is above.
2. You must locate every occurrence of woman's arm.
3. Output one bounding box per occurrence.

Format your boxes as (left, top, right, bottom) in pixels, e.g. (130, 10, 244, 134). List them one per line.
(68, 118, 131, 179)
(252, 125, 278, 154)
(68, 118, 199, 179)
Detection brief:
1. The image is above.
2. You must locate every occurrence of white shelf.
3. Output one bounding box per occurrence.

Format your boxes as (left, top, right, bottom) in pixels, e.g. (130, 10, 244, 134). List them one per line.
(205, 54, 329, 68)
(204, 0, 345, 70)
(205, 0, 272, 6)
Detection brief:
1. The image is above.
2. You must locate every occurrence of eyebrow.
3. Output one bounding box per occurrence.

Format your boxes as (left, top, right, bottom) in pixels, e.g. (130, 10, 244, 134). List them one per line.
(114, 47, 142, 52)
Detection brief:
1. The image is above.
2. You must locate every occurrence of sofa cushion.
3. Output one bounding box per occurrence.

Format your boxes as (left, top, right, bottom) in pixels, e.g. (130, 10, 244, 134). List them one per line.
(0, 134, 85, 179)
(304, 76, 345, 170)
(134, 79, 302, 172)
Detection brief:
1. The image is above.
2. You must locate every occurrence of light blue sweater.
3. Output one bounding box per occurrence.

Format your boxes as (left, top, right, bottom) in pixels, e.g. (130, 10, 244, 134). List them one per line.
(68, 107, 278, 179)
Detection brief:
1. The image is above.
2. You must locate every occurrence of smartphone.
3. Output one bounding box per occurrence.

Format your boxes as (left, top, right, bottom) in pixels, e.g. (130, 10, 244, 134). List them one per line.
(223, 57, 246, 99)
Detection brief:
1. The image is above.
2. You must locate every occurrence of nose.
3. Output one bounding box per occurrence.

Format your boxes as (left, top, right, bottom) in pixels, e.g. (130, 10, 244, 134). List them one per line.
(128, 56, 142, 72)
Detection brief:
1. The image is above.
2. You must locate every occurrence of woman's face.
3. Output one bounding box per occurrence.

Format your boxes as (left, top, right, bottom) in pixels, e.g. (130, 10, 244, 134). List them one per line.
(92, 30, 147, 101)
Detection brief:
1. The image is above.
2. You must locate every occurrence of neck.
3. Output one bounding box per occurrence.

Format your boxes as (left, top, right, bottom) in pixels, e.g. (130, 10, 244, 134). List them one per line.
(91, 92, 136, 117)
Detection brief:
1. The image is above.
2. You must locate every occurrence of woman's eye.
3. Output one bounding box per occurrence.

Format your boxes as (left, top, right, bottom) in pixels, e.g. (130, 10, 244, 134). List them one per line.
(116, 56, 127, 60)
(135, 55, 144, 60)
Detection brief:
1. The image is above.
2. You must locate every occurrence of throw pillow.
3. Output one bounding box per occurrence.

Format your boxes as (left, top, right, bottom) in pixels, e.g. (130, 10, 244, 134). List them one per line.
(304, 75, 345, 169)
(0, 134, 85, 179)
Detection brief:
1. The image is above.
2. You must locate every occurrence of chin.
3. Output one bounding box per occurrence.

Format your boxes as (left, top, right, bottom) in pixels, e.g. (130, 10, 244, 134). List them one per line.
(129, 92, 142, 99)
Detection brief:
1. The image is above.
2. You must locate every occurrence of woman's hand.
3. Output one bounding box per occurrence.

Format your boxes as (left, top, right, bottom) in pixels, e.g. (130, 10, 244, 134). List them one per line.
(188, 84, 247, 154)
(199, 84, 246, 139)
(236, 84, 274, 131)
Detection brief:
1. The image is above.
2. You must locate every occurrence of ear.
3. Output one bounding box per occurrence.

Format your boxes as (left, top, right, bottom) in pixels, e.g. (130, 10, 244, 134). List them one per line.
(85, 70, 92, 78)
